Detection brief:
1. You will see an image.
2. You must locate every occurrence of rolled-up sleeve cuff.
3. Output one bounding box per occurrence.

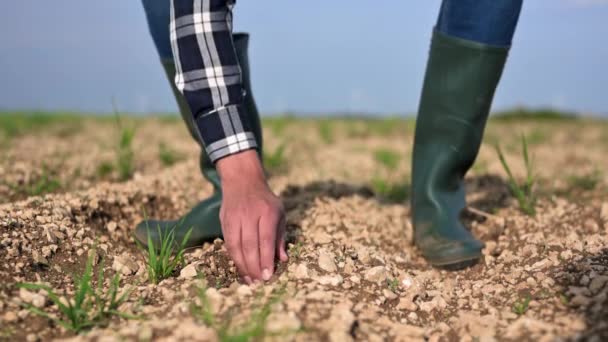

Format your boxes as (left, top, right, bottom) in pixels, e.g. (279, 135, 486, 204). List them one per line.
(194, 104, 258, 163)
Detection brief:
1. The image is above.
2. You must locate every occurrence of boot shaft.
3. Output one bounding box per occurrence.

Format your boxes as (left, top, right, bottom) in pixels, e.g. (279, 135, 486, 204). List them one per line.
(412, 31, 508, 194)
(411, 30, 508, 235)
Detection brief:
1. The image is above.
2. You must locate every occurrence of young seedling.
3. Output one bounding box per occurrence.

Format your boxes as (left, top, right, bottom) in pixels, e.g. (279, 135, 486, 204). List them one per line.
(17, 251, 134, 333)
(373, 148, 400, 171)
(96, 161, 115, 178)
(318, 120, 334, 145)
(190, 283, 292, 341)
(495, 134, 536, 216)
(288, 241, 303, 259)
(158, 142, 182, 167)
(139, 223, 193, 284)
(559, 293, 570, 306)
(8, 165, 62, 197)
(567, 169, 602, 192)
(512, 295, 531, 315)
(112, 102, 135, 181)
(92, 259, 137, 322)
(370, 177, 410, 203)
(0, 327, 14, 339)
(263, 143, 286, 174)
(263, 116, 294, 136)
(386, 278, 399, 293)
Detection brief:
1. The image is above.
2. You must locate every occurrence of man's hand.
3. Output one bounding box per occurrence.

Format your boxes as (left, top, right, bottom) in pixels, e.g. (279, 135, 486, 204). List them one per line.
(216, 150, 288, 284)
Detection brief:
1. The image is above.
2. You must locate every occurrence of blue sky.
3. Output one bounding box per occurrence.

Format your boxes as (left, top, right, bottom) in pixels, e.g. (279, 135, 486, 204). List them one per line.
(0, 1, 607, 116)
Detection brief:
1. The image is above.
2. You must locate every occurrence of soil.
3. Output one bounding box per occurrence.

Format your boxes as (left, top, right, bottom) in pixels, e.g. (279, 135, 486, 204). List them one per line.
(1, 115, 608, 341)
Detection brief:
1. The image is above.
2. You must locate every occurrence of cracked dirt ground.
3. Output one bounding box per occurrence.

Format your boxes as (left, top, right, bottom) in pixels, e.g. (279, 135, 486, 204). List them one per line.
(1, 114, 608, 341)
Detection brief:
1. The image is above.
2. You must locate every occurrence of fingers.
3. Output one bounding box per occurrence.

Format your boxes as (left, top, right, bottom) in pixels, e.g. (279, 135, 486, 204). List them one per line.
(242, 217, 262, 281)
(276, 215, 289, 262)
(222, 220, 251, 284)
(259, 212, 279, 281)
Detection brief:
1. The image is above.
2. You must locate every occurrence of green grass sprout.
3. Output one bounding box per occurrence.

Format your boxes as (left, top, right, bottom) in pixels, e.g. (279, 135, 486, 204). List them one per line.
(138, 222, 193, 284)
(17, 250, 134, 333)
(495, 134, 536, 216)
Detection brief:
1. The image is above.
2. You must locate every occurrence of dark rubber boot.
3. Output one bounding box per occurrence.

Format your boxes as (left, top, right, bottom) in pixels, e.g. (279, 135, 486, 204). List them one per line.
(411, 31, 509, 267)
(135, 33, 263, 249)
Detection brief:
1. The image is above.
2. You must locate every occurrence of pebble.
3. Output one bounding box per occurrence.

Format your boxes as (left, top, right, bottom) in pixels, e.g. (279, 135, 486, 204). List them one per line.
(397, 298, 418, 312)
(295, 263, 310, 279)
(266, 311, 302, 333)
(179, 263, 198, 279)
(316, 274, 343, 286)
(236, 285, 253, 297)
(112, 254, 139, 275)
(318, 251, 338, 273)
(19, 288, 46, 308)
(3, 311, 18, 322)
(364, 266, 387, 283)
(383, 289, 398, 300)
(570, 295, 592, 307)
(589, 276, 608, 294)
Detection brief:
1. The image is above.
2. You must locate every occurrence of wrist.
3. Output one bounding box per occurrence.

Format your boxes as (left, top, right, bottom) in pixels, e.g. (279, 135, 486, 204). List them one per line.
(216, 150, 266, 185)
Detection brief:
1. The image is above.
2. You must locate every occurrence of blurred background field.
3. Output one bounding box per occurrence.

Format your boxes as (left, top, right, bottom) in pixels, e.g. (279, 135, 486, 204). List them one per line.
(1, 108, 606, 206)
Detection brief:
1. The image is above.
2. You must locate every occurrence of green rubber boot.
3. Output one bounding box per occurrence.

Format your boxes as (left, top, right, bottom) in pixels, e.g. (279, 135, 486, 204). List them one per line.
(135, 33, 263, 249)
(411, 31, 509, 267)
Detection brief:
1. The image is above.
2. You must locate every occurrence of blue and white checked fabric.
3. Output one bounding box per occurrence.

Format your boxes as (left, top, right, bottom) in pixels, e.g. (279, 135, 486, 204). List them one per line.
(170, 0, 257, 163)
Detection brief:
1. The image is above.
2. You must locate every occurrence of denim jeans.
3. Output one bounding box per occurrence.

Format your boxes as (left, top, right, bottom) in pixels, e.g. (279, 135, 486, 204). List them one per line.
(436, 0, 523, 47)
(141, 0, 173, 60)
(141, 0, 524, 58)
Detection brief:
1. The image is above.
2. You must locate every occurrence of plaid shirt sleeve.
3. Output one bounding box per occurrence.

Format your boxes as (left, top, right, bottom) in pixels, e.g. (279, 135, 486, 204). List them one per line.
(170, 0, 257, 163)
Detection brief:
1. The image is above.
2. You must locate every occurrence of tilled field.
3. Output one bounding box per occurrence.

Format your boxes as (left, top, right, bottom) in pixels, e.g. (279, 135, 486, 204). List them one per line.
(1, 113, 608, 341)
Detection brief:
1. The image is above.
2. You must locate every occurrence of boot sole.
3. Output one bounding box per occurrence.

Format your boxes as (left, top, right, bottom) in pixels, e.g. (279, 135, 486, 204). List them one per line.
(427, 253, 481, 270)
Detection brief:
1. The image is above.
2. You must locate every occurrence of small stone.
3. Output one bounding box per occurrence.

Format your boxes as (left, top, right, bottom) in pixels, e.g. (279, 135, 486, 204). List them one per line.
(266, 311, 301, 333)
(401, 276, 413, 289)
(570, 295, 592, 307)
(112, 254, 139, 276)
(589, 276, 608, 294)
(383, 289, 398, 300)
(419, 295, 447, 312)
(318, 251, 337, 273)
(41, 246, 53, 259)
(358, 248, 372, 265)
(364, 266, 387, 283)
(315, 274, 343, 286)
(294, 263, 309, 279)
(314, 232, 332, 244)
(31, 251, 48, 267)
(397, 298, 418, 312)
(138, 326, 153, 341)
(391, 323, 425, 339)
(3, 311, 18, 322)
(179, 263, 198, 279)
(19, 288, 46, 308)
(236, 285, 253, 297)
(107, 221, 118, 234)
(560, 250, 573, 261)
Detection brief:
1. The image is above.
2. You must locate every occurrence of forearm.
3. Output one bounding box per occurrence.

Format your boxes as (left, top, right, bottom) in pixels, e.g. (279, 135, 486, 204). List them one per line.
(216, 150, 266, 186)
(170, 0, 257, 163)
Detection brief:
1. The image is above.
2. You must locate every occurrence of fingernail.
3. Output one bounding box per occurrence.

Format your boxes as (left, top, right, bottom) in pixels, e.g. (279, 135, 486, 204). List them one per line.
(262, 268, 272, 281)
(244, 276, 252, 284)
